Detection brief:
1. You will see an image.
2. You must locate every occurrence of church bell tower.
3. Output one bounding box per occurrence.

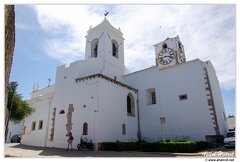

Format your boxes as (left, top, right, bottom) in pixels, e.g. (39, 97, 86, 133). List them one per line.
(84, 17, 125, 76)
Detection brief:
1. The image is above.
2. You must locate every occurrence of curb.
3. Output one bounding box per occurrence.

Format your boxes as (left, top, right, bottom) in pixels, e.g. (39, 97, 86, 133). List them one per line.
(140, 152, 202, 157)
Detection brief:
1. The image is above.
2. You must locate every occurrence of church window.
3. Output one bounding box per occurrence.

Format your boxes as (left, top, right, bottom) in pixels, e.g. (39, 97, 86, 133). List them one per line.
(178, 41, 182, 49)
(31, 121, 36, 131)
(179, 94, 188, 100)
(38, 120, 43, 130)
(122, 124, 126, 135)
(146, 88, 156, 105)
(127, 96, 131, 113)
(91, 38, 99, 58)
(162, 43, 168, 49)
(83, 122, 88, 135)
(127, 93, 135, 117)
(151, 92, 156, 104)
(112, 39, 118, 58)
(59, 110, 65, 114)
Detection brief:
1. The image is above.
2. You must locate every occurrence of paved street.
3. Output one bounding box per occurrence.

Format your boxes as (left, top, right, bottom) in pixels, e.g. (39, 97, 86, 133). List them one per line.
(4, 143, 235, 158)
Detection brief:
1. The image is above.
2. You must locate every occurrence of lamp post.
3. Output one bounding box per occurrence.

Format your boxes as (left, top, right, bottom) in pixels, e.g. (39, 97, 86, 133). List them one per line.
(5, 81, 19, 143)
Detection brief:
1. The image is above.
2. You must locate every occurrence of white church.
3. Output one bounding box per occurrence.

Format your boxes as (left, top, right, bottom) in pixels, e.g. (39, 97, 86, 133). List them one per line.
(21, 17, 228, 149)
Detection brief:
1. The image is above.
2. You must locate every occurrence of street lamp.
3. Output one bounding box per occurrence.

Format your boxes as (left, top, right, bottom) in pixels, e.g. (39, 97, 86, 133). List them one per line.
(5, 81, 19, 143)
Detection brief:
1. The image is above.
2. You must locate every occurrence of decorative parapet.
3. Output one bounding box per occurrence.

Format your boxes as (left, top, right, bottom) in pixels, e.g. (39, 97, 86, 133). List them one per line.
(30, 85, 55, 100)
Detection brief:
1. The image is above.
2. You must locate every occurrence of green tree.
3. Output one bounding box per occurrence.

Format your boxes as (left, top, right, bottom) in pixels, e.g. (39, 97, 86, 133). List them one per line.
(228, 114, 235, 118)
(7, 85, 35, 123)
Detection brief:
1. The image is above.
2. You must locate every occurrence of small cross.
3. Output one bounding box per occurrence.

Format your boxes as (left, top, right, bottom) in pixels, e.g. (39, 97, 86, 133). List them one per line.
(48, 78, 51, 87)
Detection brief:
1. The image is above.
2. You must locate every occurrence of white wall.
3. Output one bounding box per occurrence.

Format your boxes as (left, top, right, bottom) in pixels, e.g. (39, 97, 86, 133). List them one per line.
(6, 121, 23, 143)
(22, 99, 52, 146)
(23, 58, 227, 148)
(46, 67, 138, 148)
(226, 117, 235, 130)
(95, 79, 138, 143)
(46, 74, 99, 148)
(124, 59, 218, 141)
(22, 86, 54, 147)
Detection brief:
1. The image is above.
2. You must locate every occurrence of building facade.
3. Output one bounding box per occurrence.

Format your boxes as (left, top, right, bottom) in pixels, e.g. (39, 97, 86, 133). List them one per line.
(21, 18, 228, 149)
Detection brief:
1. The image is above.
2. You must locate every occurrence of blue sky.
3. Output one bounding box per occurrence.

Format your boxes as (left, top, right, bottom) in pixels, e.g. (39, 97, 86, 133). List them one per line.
(8, 4, 236, 116)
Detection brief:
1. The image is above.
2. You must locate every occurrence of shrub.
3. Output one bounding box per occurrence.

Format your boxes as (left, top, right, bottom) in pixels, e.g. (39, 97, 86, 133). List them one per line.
(99, 141, 208, 153)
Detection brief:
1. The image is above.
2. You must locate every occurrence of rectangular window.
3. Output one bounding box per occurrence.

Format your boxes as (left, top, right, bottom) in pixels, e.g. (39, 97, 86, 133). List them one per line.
(122, 124, 126, 135)
(146, 88, 156, 105)
(151, 92, 156, 104)
(83, 122, 88, 135)
(32, 121, 36, 131)
(38, 120, 43, 130)
(179, 94, 188, 100)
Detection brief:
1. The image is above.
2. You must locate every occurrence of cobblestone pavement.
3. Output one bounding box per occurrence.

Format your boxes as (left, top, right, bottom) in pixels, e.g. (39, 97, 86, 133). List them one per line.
(4, 143, 235, 158)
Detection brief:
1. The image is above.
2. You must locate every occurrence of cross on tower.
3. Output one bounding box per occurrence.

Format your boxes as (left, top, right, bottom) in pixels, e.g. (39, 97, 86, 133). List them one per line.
(48, 78, 51, 87)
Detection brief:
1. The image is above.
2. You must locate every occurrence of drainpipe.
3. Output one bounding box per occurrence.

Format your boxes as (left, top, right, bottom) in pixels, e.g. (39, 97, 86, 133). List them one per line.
(44, 98, 52, 147)
(136, 91, 141, 141)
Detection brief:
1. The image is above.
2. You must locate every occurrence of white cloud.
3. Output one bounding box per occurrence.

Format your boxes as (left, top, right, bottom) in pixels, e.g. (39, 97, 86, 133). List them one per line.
(32, 4, 235, 90)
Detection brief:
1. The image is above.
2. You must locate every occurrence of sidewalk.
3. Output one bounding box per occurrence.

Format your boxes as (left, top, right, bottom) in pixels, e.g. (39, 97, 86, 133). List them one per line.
(4, 143, 235, 158)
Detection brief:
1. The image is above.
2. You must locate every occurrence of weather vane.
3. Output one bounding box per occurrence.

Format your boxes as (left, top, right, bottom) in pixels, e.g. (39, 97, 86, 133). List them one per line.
(104, 10, 109, 17)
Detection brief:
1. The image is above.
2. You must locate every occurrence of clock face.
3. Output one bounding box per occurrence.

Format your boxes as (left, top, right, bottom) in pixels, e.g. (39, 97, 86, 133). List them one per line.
(178, 48, 186, 63)
(157, 48, 175, 65)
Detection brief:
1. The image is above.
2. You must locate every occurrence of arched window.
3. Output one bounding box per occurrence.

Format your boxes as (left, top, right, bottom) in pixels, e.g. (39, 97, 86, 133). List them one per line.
(59, 110, 65, 114)
(112, 39, 118, 58)
(127, 93, 135, 117)
(127, 96, 131, 114)
(83, 122, 88, 135)
(91, 38, 99, 58)
(162, 43, 168, 49)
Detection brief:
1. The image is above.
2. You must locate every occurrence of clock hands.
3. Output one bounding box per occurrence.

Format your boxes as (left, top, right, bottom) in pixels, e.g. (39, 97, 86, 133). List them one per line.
(159, 52, 174, 59)
(160, 55, 173, 59)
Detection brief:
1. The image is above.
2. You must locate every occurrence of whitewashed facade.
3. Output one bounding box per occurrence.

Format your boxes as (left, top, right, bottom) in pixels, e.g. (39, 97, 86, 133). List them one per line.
(227, 117, 235, 131)
(6, 121, 23, 143)
(21, 18, 228, 149)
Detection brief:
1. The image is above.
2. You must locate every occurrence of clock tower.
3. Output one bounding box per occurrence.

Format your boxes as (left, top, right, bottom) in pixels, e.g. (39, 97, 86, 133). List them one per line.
(153, 35, 186, 68)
